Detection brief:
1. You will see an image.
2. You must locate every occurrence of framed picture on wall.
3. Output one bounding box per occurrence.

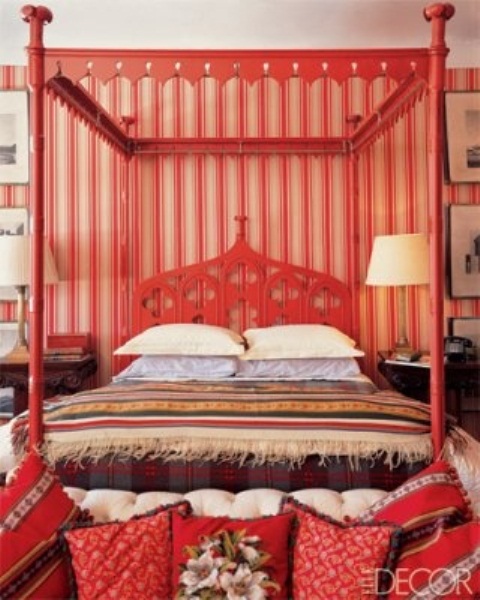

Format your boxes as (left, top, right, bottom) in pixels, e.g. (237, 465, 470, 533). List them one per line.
(0, 91, 29, 185)
(448, 204, 480, 298)
(444, 91, 480, 183)
(0, 207, 29, 301)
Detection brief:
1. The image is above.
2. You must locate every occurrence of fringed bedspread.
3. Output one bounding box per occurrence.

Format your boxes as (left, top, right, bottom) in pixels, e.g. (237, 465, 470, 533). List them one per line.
(11, 379, 433, 470)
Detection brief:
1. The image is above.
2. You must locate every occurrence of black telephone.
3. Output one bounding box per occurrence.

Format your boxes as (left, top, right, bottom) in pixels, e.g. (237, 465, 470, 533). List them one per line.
(444, 336, 473, 362)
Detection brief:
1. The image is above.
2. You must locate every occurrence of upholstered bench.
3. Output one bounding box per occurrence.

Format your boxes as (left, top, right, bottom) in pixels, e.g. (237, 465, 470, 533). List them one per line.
(64, 485, 387, 523)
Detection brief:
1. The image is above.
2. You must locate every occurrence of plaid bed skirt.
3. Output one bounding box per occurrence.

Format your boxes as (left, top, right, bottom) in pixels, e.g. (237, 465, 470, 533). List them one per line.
(54, 453, 429, 493)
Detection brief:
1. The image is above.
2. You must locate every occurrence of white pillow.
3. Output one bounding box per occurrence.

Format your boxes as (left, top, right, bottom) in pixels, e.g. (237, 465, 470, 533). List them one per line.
(241, 324, 364, 360)
(114, 324, 245, 356)
(114, 355, 238, 380)
(235, 357, 361, 379)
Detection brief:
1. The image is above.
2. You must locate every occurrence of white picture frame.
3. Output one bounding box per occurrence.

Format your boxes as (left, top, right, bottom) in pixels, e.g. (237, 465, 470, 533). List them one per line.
(0, 90, 29, 185)
(448, 204, 480, 298)
(445, 91, 480, 184)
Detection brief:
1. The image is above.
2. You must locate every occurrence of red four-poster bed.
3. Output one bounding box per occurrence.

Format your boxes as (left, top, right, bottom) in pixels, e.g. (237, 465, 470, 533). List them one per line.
(2, 4, 480, 600)
(21, 2, 452, 474)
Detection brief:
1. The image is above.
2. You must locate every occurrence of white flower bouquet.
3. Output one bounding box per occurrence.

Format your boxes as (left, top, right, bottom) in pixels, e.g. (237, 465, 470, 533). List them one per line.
(177, 528, 280, 599)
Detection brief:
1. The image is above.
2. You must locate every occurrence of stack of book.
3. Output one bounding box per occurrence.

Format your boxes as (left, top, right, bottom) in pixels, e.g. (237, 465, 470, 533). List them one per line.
(45, 333, 91, 361)
(44, 347, 88, 361)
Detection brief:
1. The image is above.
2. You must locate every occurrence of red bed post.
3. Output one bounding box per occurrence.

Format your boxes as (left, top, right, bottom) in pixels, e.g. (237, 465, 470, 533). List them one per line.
(21, 5, 53, 448)
(424, 3, 455, 457)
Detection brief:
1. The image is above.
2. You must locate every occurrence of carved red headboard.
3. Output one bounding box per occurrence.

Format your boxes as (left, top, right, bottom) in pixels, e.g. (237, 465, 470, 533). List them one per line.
(133, 232, 352, 337)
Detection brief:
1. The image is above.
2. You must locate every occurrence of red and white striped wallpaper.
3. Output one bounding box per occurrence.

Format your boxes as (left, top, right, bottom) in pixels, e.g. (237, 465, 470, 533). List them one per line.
(0, 64, 479, 386)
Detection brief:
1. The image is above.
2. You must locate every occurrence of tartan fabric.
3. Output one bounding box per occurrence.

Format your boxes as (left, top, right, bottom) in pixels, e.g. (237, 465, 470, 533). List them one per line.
(53, 453, 430, 493)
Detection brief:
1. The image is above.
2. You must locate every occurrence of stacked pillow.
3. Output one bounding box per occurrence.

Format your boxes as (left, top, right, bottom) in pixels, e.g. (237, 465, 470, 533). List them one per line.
(114, 323, 364, 381)
(1, 454, 478, 599)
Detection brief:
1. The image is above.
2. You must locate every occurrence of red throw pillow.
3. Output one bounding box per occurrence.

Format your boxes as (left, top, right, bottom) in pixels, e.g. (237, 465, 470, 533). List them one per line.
(0, 450, 90, 599)
(283, 497, 402, 599)
(388, 520, 480, 599)
(357, 460, 472, 545)
(171, 511, 293, 599)
(64, 500, 191, 600)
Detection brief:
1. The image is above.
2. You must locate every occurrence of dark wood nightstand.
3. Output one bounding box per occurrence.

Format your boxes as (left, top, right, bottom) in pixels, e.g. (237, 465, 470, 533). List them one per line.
(0, 353, 97, 416)
(378, 351, 480, 424)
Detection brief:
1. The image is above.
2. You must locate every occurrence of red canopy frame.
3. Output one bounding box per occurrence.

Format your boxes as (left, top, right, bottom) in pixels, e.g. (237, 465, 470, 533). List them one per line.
(21, 3, 454, 457)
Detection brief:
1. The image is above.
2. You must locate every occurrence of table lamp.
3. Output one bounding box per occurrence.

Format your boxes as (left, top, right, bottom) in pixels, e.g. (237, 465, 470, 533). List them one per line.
(0, 235, 59, 363)
(366, 233, 429, 354)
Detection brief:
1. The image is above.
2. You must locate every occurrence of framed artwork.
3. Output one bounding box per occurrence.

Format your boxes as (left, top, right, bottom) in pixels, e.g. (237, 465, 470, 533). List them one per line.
(0, 91, 29, 185)
(448, 317, 480, 350)
(444, 91, 480, 183)
(448, 204, 480, 298)
(0, 207, 29, 301)
(0, 321, 18, 357)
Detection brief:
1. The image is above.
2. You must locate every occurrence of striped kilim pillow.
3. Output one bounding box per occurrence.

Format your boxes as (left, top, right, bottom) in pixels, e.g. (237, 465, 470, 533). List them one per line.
(357, 460, 472, 546)
(0, 450, 89, 599)
(387, 520, 480, 599)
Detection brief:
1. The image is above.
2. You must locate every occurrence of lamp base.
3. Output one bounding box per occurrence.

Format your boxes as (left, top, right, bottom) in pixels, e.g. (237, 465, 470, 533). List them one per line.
(3, 343, 29, 364)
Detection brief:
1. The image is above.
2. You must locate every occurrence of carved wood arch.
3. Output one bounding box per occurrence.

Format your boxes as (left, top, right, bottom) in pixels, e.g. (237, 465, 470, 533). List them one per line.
(133, 236, 352, 336)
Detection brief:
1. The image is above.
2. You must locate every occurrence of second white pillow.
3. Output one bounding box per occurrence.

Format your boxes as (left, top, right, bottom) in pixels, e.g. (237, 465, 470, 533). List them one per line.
(241, 324, 364, 360)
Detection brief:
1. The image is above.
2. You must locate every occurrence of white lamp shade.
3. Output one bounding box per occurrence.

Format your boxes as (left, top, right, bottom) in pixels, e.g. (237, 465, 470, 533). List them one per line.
(366, 233, 429, 286)
(0, 235, 59, 286)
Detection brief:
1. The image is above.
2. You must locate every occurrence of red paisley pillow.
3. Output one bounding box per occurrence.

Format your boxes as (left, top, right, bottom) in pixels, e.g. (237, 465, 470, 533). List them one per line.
(63, 501, 191, 600)
(283, 498, 402, 599)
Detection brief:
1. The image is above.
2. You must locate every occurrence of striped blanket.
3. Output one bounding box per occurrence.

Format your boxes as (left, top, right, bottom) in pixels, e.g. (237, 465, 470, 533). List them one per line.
(11, 379, 433, 468)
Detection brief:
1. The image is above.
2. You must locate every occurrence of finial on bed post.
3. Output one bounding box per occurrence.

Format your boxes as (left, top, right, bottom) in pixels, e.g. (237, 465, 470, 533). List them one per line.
(21, 5, 53, 45)
(234, 215, 248, 241)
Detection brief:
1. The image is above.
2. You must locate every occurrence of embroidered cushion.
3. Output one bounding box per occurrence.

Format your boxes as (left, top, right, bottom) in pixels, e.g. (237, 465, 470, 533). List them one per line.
(283, 498, 402, 599)
(0, 450, 90, 599)
(357, 460, 472, 545)
(388, 520, 480, 599)
(171, 511, 293, 598)
(63, 501, 191, 600)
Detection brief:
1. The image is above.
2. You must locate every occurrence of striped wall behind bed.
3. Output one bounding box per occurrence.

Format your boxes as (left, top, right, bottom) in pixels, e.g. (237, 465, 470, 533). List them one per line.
(0, 65, 479, 387)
